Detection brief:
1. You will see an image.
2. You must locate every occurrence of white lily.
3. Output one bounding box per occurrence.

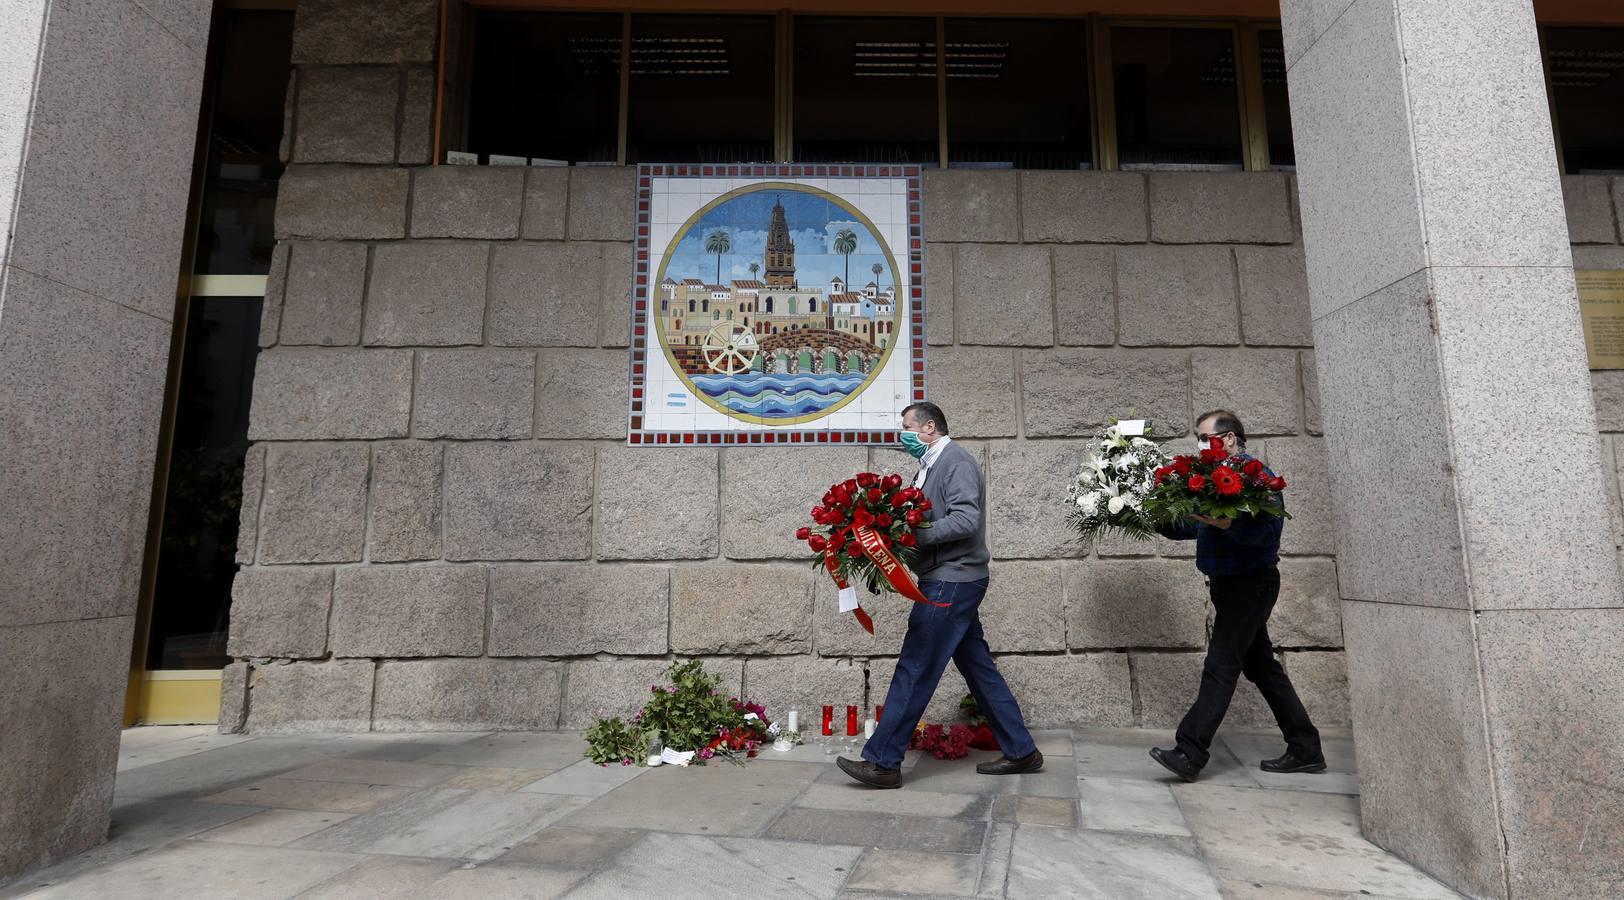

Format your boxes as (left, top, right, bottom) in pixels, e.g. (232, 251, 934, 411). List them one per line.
(1107, 495, 1126, 515)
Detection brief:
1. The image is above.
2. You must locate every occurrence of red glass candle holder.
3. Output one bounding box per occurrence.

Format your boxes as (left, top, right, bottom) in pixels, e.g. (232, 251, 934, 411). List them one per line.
(876, 704, 884, 721)
(846, 705, 859, 736)
(821, 705, 834, 736)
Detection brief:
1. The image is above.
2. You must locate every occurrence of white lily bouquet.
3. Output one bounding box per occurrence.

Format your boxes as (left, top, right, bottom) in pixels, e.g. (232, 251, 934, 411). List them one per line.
(1064, 418, 1172, 543)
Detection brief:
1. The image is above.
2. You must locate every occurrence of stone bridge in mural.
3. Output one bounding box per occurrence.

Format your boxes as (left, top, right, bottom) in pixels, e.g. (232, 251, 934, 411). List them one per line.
(759, 328, 884, 375)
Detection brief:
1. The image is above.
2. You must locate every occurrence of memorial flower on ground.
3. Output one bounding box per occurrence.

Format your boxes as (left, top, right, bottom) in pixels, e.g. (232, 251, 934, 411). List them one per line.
(583, 660, 775, 766)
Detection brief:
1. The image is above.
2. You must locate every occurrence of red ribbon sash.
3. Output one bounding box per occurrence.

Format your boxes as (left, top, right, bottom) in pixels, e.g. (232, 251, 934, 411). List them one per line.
(821, 526, 948, 634)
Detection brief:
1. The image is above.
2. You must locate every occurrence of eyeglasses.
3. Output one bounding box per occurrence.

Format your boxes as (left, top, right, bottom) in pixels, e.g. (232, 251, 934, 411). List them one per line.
(1196, 431, 1232, 442)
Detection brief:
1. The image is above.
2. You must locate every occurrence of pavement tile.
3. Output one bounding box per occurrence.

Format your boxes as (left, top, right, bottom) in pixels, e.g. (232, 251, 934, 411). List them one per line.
(563, 832, 859, 898)
(1217, 881, 1429, 899)
(295, 856, 591, 899)
(277, 758, 462, 788)
(714, 836, 866, 899)
(117, 732, 255, 773)
(845, 849, 981, 897)
(194, 809, 355, 846)
(415, 732, 587, 769)
(563, 760, 822, 836)
(1072, 728, 1255, 787)
(291, 788, 589, 860)
(1006, 825, 1224, 899)
(517, 759, 649, 797)
(795, 783, 990, 820)
(976, 821, 1016, 899)
(8, 840, 364, 900)
(439, 766, 554, 792)
(1031, 730, 1075, 758)
(497, 826, 644, 868)
(766, 808, 987, 854)
(202, 777, 415, 813)
(1077, 776, 1191, 836)
(993, 795, 1078, 828)
(1174, 784, 1461, 898)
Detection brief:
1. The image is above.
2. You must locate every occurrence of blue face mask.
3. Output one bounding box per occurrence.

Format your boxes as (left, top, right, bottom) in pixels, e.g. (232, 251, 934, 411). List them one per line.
(899, 430, 928, 459)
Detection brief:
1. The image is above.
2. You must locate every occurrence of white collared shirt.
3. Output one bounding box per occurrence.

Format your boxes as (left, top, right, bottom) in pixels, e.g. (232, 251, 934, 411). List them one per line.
(913, 435, 953, 488)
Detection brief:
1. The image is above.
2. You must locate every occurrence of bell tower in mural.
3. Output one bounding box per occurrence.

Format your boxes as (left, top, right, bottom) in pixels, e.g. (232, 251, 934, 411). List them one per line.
(764, 194, 797, 287)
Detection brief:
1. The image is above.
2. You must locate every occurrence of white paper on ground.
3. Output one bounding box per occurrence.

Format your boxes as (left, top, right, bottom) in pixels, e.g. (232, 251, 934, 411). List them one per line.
(1117, 419, 1147, 436)
(660, 747, 696, 767)
(838, 586, 859, 613)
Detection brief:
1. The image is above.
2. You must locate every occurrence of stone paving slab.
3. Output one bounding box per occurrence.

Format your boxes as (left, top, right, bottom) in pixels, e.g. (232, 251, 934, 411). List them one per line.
(562, 760, 823, 836)
(438, 766, 553, 792)
(117, 730, 254, 772)
(992, 794, 1079, 828)
(194, 808, 355, 846)
(10, 840, 364, 900)
(562, 832, 860, 899)
(766, 808, 987, 854)
(295, 856, 592, 899)
(1173, 784, 1462, 899)
(497, 826, 643, 868)
(113, 736, 387, 801)
(844, 848, 981, 897)
(1030, 729, 1075, 757)
(1005, 824, 1225, 899)
(796, 783, 991, 819)
(517, 759, 648, 797)
(1077, 776, 1192, 837)
(276, 758, 462, 788)
(413, 731, 586, 770)
(204, 777, 416, 813)
(290, 788, 589, 860)
(1072, 728, 1256, 787)
(1218, 881, 1426, 899)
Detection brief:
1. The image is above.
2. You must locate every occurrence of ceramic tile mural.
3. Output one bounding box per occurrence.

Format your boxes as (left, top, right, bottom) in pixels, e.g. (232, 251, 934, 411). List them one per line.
(627, 164, 926, 445)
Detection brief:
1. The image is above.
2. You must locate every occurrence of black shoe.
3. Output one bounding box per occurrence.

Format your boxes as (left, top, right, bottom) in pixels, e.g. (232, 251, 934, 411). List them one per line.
(1260, 751, 1327, 774)
(1149, 747, 1201, 783)
(837, 756, 901, 789)
(976, 750, 1044, 775)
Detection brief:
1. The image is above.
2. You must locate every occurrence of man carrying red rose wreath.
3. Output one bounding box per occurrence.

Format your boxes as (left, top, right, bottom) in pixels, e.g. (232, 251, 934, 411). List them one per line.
(837, 401, 1043, 789)
(1148, 409, 1326, 782)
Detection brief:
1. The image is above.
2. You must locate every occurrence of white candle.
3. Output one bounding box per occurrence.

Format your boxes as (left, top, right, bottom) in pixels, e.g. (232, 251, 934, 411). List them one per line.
(787, 709, 799, 732)
(864, 718, 876, 739)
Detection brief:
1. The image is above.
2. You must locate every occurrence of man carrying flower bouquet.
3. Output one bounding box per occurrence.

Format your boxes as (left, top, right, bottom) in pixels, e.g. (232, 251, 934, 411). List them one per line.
(837, 402, 1042, 789)
(1149, 409, 1325, 782)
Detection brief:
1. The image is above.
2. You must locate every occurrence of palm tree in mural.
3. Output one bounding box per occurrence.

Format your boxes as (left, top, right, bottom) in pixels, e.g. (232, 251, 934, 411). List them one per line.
(706, 229, 731, 285)
(834, 229, 858, 287)
(872, 262, 884, 294)
(749, 261, 759, 281)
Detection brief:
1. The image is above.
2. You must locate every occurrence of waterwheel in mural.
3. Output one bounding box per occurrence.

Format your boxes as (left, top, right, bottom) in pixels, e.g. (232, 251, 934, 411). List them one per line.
(701, 321, 761, 375)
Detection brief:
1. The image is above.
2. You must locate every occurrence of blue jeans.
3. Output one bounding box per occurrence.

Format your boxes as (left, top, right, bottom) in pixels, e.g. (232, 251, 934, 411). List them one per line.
(861, 578, 1038, 769)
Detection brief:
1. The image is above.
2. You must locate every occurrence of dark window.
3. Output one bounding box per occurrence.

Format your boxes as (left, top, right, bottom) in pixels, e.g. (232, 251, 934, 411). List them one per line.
(1258, 29, 1294, 169)
(147, 297, 261, 670)
(194, 10, 293, 274)
(1546, 27, 1624, 174)
(628, 15, 775, 163)
(1111, 26, 1243, 169)
(945, 18, 1092, 170)
(794, 17, 938, 164)
(468, 12, 621, 163)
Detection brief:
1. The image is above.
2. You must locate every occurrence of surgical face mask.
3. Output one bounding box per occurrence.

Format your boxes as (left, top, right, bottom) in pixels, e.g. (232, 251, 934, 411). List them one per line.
(899, 430, 928, 459)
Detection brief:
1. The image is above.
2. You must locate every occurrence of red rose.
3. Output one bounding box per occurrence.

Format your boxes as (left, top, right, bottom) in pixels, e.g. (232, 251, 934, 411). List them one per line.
(852, 508, 874, 527)
(842, 479, 859, 495)
(905, 509, 924, 526)
(1172, 457, 1192, 474)
(1187, 474, 1207, 491)
(866, 488, 884, 504)
(823, 490, 837, 506)
(857, 472, 879, 487)
(808, 535, 827, 552)
(1268, 475, 1287, 491)
(882, 473, 904, 491)
(916, 499, 932, 512)
(898, 531, 916, 547)
(1242, 458, 1265, 478)
(876, 513, 893, 527)
(1200, 447, 1226, 464)
(830, 533, 847, 552)
(901, 487, 922, 501)
(880, 535, 893, 548)
(890, 492, 910, 508)
(795, 527, 811, 540)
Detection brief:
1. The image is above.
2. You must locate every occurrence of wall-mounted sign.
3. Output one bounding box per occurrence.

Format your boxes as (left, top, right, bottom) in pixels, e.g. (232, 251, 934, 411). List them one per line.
(1578, 269, 1624, 370)
(627, 164, 927, 446)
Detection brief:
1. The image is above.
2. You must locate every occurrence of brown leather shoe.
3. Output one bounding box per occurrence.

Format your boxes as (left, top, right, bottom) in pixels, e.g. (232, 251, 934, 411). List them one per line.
(976, 749, 1044, 775)
(837, 756, 901, 789)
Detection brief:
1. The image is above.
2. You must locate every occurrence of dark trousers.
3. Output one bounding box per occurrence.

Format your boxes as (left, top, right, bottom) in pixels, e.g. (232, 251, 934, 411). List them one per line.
(861, 578, 1038, 769)
(1175, 565, 1321, 768)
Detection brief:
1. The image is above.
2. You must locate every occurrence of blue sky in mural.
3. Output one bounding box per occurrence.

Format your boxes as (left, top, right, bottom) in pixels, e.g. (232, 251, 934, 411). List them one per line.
(666, 188, 897, 288)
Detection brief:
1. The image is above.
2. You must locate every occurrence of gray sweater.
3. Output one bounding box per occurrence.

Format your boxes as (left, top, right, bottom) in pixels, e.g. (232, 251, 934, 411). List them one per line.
(912, 440, 992, 583)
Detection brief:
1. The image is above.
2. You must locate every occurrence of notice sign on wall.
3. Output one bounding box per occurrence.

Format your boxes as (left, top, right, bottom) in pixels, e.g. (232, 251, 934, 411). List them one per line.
(626, 164, 926, 446)
(1578, 269, 1624, 370)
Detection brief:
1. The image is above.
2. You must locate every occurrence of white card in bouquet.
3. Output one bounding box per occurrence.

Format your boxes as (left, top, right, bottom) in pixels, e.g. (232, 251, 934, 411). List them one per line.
(838, 586, 860, 613)
(1117, 419, 1146, 436)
